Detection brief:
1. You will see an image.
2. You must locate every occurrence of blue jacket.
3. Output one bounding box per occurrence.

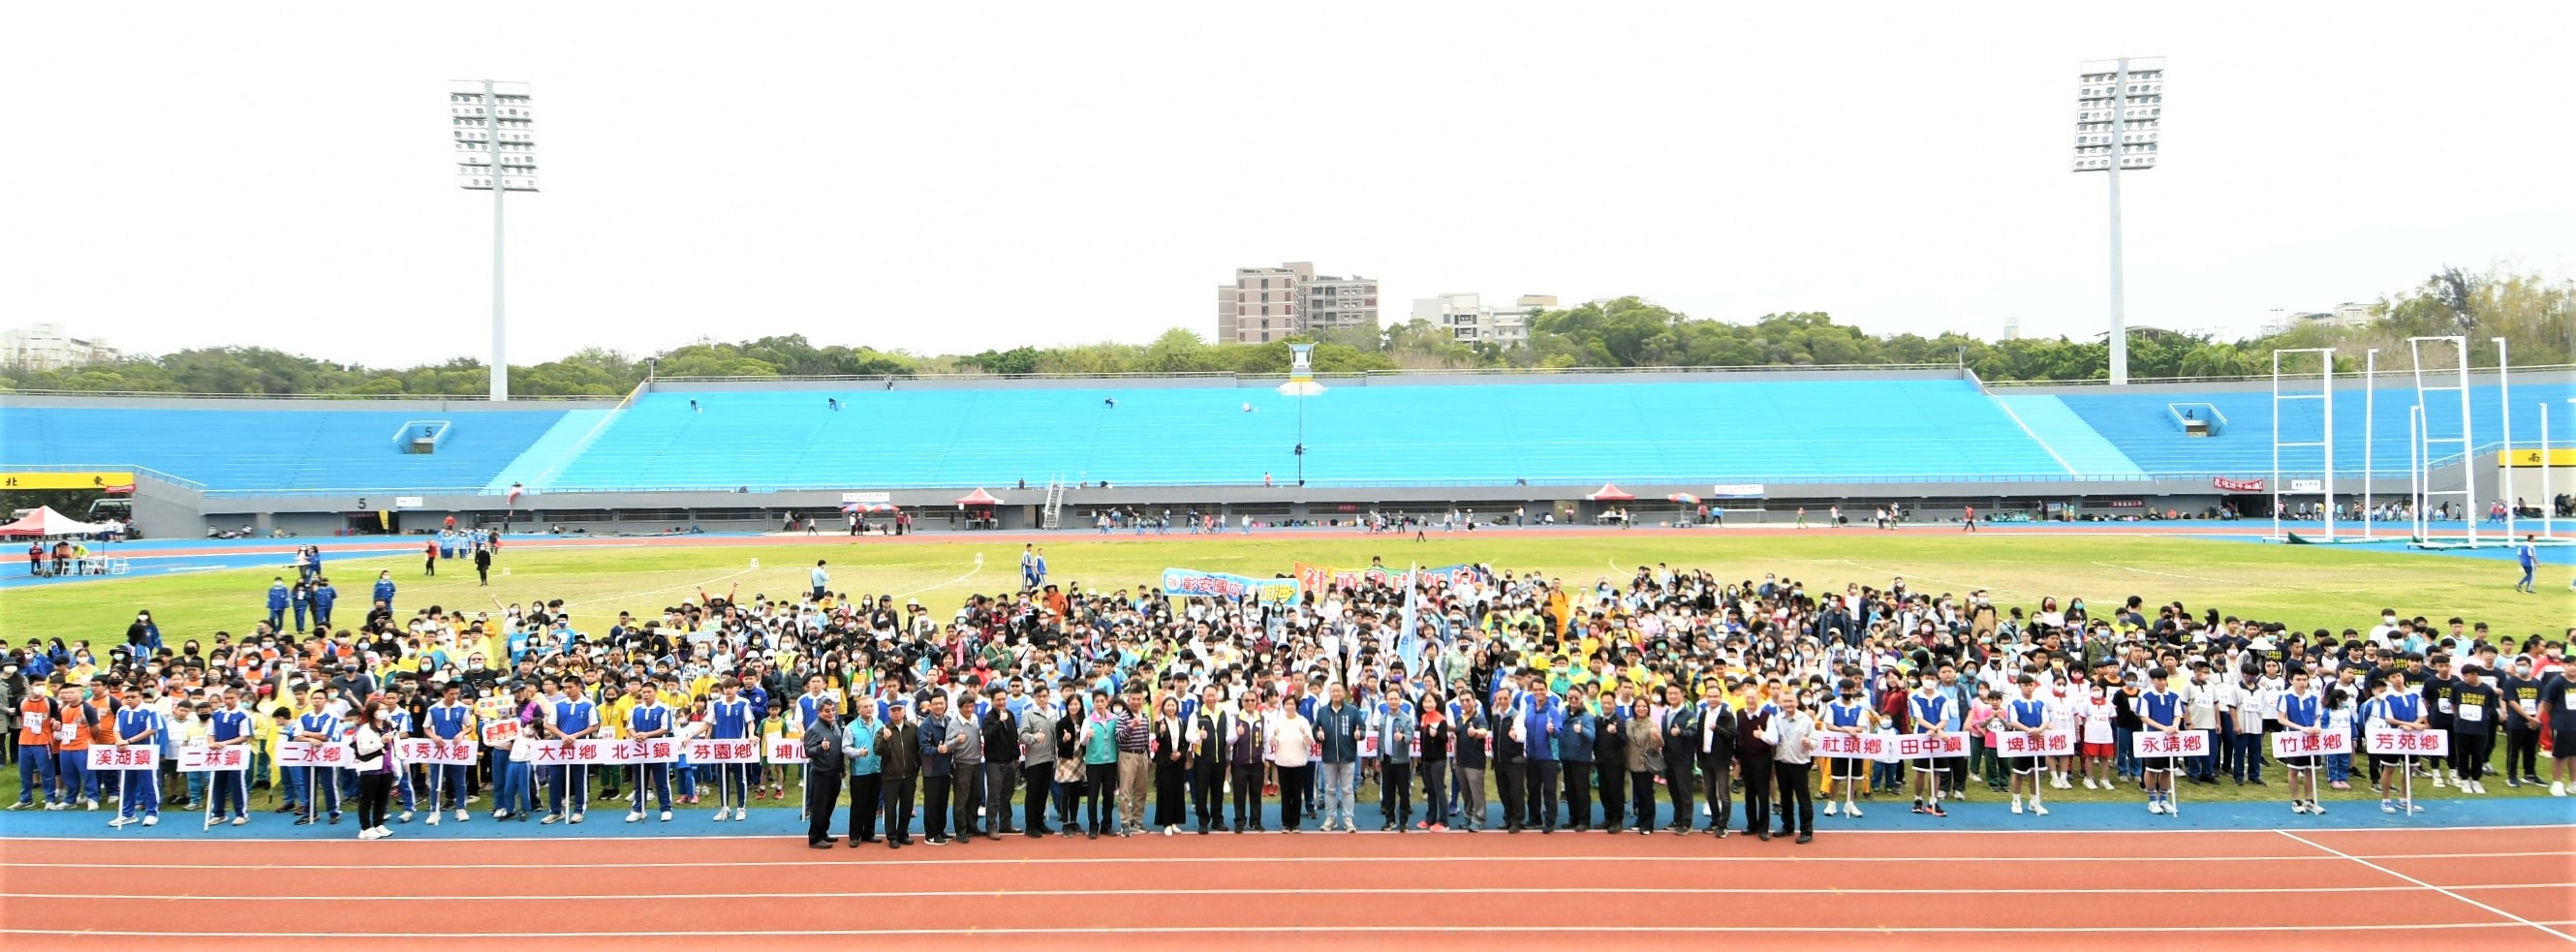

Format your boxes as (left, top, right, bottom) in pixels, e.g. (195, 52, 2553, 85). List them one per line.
(371, 578, 395, 607)
(312, 585, 337, 610)
(265, 583, 289, 610)
(1314, 702, 1364, 763)
(1557, 711, 1597, 763)
(918, 715, 953, 777)
(1523, 698, 1563, 762)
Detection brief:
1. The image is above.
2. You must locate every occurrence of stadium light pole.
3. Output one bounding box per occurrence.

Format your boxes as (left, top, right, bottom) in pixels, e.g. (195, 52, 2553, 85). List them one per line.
(450, 80, 538, 402)
(2360, 348, 2377, 537)
(2073, 57, 2165, 385)
(2495, 336, 2512, 537)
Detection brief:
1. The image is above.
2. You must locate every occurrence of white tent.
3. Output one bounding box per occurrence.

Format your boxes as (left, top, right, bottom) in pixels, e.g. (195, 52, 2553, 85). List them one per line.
(0, 506, 108, 537)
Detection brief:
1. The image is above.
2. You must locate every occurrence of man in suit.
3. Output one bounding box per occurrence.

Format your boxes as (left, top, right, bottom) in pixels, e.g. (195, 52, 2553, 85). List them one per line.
(916, 693, 955, 845)
(1694, 679, 1739, 838)
(801, 702, 846, 848)
(1015, 687, 1057, 838)
(947, 691, 986, 841)
(878, 700, 920, 848)
(978, 686, 1018, 840)
(1191, 686, 1226, 834)
(1660, 683, 1701, 834)
(1492, 686, 1528, 833)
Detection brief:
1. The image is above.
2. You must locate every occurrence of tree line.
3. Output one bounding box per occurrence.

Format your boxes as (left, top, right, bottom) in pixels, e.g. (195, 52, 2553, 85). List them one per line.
(5, 264, 2566, 397)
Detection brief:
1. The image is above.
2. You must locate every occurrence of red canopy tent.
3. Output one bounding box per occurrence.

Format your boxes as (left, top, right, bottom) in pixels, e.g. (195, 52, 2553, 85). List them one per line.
(0, 506, 106, 537)
(954, 488, 1004, 507)
(1584, 483, 1635, 502)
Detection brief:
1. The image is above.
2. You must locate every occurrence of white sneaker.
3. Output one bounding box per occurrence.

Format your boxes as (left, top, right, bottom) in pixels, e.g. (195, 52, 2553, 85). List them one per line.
(2552, 782, 2567, 797)
(455, 809, 470, 821)
(427, 813, 440, 827)
(569, 813, 584, 824)
(2031, 802, 2049, 816)
(141, 815, 156, 826)
(2405, 803, 2424, 814)
(204, 817, 220, 830)
(2473, 781, 2487, 795)
(398, 811, 413, 823)
(2148, 801, 2164, 814)
(2433, 775, 2447, 788)
(1822, 801, 1838, 816)
(2310, 801, 2325, 815)
(231, 816, 247, 826)
(628, 811, 644, 823)
(735, 808, 750, 821)
(2010, 798, 2025, 814)
(541, 814, 561, 824)
(2083, 778, 2098, 790)
(2381, 801, 2397, 814)
(2292, 802, 2310, 814)
(1847, 803, 1863, 817)
(661, 810, 672, 821)
(109, 816, 130, 828)
(357, 828, 379, 840)
(83, 799, 99, 811)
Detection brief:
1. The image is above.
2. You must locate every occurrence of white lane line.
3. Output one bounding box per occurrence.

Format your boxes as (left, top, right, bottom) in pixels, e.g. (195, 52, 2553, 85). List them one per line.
(0, 853, 2489, 871)
(2278, 830, 2576, 944)
(2091, 561, 2240, 583)
(564, 566, 755, 610)
(13, 883, 2569, 902)
(891, 555, 982, 599)
(4, 924, 2560, 938)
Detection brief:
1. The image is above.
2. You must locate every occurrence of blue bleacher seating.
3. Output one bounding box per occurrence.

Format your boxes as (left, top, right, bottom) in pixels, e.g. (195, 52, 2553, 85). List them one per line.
(0, 407, 567, 492)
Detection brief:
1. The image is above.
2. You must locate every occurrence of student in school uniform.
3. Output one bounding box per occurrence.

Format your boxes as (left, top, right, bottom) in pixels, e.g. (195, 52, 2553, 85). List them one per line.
(626, 683, 675, 823)
(1908, 678, 1952, 817)
(109, 688, 164, 828)
(2137, 668, 2184, 814)
(204, 694, 255, 827)
(2276, 670, 2327, 814)
(2004, 675, 2052, 816)
(2367, 670, 2428, 814)
(292, 693, 342, 825)
(423, 684, 475, 825)
(706, 679, 756, 822)
(1823, 679, 1885, 817)
(2448, 664, 2503, 794)
(541, 686, 598, 824)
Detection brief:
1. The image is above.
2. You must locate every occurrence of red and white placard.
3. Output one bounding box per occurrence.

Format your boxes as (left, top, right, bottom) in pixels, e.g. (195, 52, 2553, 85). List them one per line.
(176, 745, 253, 772)
(689, 738, 760, 764)
(2366, 728, 2449, 756)
(1817, 731, 1896, 761)
(84, 745, 158, 771)
(1890, 732, 1969, 759)
(274, 741, 355, 768)
(2269, 729, 2352, 758)
(2128, 730, 2212, 758)
(395, 738, 481, 765)
(766, 737, 808, 765)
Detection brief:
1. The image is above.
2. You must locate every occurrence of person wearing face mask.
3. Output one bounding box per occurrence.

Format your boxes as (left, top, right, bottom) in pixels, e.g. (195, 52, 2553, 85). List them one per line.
(1820, 678, 1875, 818)
(352, 698, 397, 840)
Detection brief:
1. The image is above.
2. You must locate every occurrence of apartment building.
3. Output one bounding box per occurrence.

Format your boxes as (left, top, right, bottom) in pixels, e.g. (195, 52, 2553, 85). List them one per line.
(1217, 261, 1379, 344)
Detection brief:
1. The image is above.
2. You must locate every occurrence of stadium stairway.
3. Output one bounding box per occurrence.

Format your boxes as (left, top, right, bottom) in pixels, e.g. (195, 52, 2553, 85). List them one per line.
(1992, 394, 2147, 477)
(483, 408, 618, 494)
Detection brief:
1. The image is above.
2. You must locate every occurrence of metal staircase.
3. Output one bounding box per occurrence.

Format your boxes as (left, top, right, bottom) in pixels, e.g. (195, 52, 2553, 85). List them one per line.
(1040, 475, 1068, 530)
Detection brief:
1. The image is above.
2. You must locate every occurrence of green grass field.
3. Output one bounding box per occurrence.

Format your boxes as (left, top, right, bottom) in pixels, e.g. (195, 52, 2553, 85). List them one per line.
(5, 532, 2568, 642)
(2, 531, 2561, 807)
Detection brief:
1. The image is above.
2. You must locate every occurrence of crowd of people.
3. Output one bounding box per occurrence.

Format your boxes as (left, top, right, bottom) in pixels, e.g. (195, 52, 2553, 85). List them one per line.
(2, 551, 2569, 847)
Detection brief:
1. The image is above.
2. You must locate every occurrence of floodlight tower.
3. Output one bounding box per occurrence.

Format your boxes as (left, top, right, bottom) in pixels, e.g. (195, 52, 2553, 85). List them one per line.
(2072, 57, 2165, 385)
(449, 80, 538, 401)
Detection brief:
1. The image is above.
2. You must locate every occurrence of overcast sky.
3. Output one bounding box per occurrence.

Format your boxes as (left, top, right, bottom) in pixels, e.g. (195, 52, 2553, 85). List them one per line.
(6, 2, 2570, 366)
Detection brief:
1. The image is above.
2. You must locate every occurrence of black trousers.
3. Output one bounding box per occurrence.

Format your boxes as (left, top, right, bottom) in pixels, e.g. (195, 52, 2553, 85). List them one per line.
(357, 772, 392, 830)
(1153, 761, 1187, 827)
(1381, 761, 1413, 827)
(1229, 762, 1261, 827)
(1276, 763, 1311, 830)
(848, 772, 882, 841)
(1629, 770, 1658, 829)
(1741, 757, 1776, 833)
(1420, 760, 1448, 827)
(1664, 759, 1696, 830)
(1526, 760, 1559, 831)
(1562, 760, 1592, 827)
(1776, 761, 1814, 835)
(1494, 760, 1526, 829)
(1597, 761, 1625, 830)
(1084, 761, 1117, 833)
(920, 775, 952, 840)
(2505, 726, 2540, 778)
(805, 770, 842, 844)
(1022, 763, 1053, 831)
(882, 775, 916, 843)
(1191, 763, 1223, 828)
(2456, 733, 2495, 781)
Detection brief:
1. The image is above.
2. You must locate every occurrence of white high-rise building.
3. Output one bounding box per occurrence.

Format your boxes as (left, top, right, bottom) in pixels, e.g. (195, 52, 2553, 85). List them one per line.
(1412, 292, 1544, 345)
(1217, 261, 1379, 344)
(0, 323, 118, 371)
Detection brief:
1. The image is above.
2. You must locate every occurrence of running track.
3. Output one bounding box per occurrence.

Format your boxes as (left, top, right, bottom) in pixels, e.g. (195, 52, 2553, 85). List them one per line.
(6, 826, 2570, 948)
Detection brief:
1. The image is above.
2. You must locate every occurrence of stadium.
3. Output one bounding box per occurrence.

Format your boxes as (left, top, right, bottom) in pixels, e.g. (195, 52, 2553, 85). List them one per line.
(9, 5, 2576, 950)
(6, 361, 2568, 539)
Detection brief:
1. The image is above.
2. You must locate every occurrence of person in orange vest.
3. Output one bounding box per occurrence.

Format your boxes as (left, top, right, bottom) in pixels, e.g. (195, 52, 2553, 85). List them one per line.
(10, 680, 56, 809)
(53, 682, 99, 810)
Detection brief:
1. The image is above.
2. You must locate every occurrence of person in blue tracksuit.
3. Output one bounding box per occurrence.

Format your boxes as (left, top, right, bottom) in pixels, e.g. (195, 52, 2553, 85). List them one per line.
(707, 680, 756, 821)
(110, 691, 163, 827)
(310, 578, 338, 630)
(264, 578, 291, 631)
(2003, 676, 2051, 817)
(206, 697, 255, 827)
(628, 683, 675, 822)
(1522, 691, 1563, 832)
(293, 695, 342, 824)
(543, 689, 598, 823)
(2137, 668, 2185, 814)
(424, 684, 475, 825)
(2277, 671, 2327, 815)
(371, 570, 396, 615)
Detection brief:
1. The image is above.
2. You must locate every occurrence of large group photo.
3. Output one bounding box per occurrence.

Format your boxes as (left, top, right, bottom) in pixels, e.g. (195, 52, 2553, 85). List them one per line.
(6, 1, 2576, 948)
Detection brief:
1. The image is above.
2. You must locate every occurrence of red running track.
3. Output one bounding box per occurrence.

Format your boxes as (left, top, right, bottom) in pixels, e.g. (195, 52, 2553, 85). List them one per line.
(5, 826, 2570, 949)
